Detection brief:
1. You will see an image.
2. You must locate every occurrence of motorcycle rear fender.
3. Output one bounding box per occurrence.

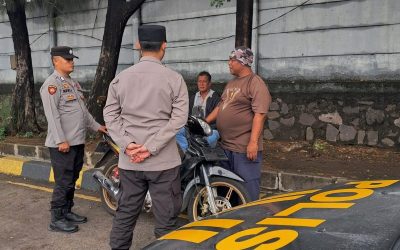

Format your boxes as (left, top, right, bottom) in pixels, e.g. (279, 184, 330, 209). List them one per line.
(94, 149, 117, 169)
(181, 165, 245, 211)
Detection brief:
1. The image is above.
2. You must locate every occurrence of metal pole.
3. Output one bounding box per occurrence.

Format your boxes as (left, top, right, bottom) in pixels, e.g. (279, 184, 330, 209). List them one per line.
(132, 8, 141, 64)
(48, 7, 57, 72)
(251, 0, 259, 74)
(235, 0, 254, 48)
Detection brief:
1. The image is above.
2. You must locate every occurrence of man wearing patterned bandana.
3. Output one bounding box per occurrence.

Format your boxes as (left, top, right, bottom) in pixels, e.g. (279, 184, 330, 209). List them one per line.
(206, 46, 272, 201)
(40, 46, 107, 233)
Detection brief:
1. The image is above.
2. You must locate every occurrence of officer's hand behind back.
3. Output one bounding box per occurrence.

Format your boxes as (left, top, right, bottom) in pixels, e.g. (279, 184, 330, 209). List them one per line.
(58, 142, 70, 153)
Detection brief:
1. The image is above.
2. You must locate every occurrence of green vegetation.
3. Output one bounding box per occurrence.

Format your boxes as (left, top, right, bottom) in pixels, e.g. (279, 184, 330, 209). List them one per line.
(0, 95, 11, 140)
(313, 140, 328, 151)
(0, 127, 5, 140)
(23, 131, 34, 138)
(15, 131, 34, 138)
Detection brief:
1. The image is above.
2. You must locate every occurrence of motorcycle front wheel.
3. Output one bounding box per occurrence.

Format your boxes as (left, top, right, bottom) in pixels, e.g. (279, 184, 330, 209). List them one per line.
(187, 177, 251, 221)
(100, 158, 119, 215)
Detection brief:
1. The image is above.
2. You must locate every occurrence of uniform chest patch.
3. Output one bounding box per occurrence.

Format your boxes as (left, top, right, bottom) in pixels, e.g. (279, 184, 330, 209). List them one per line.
(48, 85, 57, 95)
(62, 83, 72, 93)
(56, 76, 67, 82)
(66, 94, 76, 101)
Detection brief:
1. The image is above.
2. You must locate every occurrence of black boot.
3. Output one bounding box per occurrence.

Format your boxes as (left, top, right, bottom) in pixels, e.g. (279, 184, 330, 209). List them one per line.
(49, 209, 79, 233)
(64, 202, 87, 224)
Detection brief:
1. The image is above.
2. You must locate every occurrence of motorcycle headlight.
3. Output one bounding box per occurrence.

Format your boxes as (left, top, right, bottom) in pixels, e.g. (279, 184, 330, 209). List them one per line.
(198, 118, 212, 136)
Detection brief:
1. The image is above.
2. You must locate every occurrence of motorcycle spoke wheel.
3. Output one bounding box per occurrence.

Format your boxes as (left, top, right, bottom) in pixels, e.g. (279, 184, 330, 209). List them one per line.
(224, 187, 233, 201)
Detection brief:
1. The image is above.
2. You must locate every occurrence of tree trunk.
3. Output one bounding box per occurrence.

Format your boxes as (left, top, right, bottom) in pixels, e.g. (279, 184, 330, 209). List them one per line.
(87, 0, 145, 123)
(235, 0, 254, 48)
(6, 0, 41, 134)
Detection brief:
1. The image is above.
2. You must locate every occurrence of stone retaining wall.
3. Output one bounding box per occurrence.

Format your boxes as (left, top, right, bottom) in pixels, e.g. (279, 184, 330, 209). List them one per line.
(2, 82, 400, 148)
(263, 92, 400, 147)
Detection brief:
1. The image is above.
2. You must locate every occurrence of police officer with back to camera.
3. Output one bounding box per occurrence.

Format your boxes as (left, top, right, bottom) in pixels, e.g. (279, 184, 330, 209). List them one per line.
(40, 46, 107, 233)
(103, 25, 188, 249)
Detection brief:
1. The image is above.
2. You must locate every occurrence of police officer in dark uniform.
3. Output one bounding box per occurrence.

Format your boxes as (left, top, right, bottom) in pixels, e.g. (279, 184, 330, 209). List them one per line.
(40, 46, 107, 233)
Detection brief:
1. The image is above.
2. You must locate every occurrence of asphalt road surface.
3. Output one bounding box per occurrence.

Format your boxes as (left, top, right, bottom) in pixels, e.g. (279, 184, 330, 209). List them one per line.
(0, 174, 166, 250)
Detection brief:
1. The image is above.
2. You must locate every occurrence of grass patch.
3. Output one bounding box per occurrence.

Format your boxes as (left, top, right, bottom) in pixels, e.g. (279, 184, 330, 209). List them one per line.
(0, 95, 11, 139)
(313, 139, 329, 151)
(0, 127, 5, 140)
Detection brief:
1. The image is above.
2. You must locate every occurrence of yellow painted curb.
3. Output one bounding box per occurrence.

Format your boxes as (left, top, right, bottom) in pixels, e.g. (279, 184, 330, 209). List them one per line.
(0, 156, 26, 176)
(49, 167, 55, 183)
(75, 165, 89, 189)
(48, 164, 90, 188)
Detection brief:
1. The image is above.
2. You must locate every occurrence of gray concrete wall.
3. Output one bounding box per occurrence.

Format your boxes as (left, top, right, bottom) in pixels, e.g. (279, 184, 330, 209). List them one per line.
(0, 6, 51, 85)
(0, 0, 399, 146)
(258, 0, 400, 82)
(0, 0, 398, 86)
(136, 0, 237, 82)
(0, 0, 136, 86)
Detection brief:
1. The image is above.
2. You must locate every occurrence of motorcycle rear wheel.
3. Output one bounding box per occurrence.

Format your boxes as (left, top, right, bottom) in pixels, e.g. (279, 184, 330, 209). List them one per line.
(100, 158, 119, 215)
(187, 177, 251, 221)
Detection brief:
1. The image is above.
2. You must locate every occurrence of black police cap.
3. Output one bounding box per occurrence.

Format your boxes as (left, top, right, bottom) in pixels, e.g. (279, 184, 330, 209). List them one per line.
(138, 25, 167, 42)
(50, 46, 79, 59)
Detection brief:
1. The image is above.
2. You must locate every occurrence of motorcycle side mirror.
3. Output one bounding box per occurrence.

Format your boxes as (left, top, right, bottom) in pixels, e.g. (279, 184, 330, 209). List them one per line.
(198, 118, 212, 136)
(186, 116, 212, 137)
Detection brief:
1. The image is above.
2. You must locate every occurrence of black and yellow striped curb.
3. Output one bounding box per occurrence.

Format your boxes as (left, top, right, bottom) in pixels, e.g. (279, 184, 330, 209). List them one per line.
(0, 155, 348, 194)
(0, 155, 100, 192)
(0, 142, 102, 168)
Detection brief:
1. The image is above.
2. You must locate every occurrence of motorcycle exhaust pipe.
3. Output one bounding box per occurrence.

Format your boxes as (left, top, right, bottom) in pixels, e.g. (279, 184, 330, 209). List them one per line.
(92, 170, 121, 200)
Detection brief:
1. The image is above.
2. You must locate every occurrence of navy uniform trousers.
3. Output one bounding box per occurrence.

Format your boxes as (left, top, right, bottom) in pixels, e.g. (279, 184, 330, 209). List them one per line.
(220, 149, 263, 201)
(48, 144, 85, 209)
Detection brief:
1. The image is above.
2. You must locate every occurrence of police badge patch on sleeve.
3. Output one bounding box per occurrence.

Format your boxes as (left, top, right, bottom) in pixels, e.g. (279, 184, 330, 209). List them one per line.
(48, 85, 57, 95)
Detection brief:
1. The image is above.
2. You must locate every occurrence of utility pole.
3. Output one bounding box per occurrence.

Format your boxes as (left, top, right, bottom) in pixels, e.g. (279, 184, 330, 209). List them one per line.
(235, 0, 254, 48)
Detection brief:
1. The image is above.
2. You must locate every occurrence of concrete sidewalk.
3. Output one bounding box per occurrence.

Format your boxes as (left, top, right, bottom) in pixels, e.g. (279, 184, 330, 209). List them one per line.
(0, 142, 348, 192)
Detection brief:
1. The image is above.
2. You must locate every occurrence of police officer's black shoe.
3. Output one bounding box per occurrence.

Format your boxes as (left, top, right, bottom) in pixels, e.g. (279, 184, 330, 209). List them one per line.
(49, 209, 79, 233)
(64, 211, 87, 224)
